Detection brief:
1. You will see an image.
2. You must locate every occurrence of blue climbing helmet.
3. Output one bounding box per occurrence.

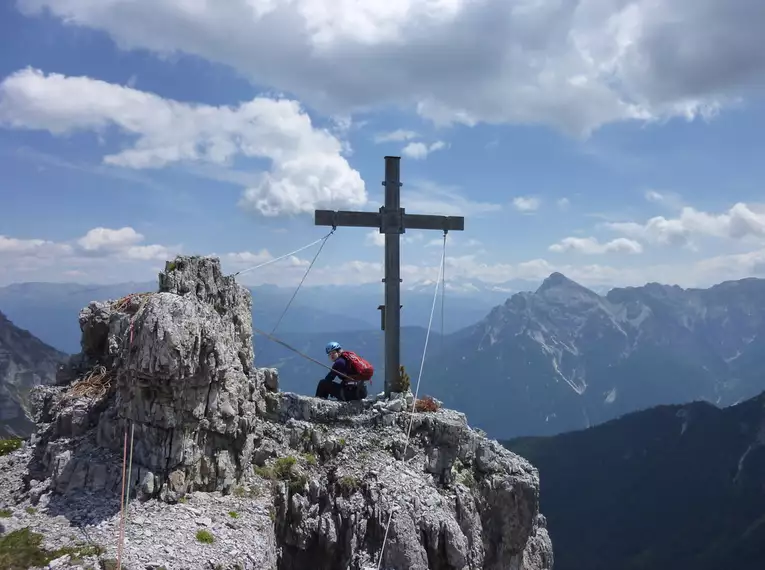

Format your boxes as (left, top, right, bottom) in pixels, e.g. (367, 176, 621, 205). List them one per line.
(325, 341, 341, 354)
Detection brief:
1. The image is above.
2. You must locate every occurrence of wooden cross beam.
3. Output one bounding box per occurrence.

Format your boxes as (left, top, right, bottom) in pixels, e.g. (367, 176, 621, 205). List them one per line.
(315, 156, 465, 397)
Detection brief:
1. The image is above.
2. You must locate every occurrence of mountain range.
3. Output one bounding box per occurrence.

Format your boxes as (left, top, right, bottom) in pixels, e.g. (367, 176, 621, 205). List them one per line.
(4, 273, 765, 441)
(503, 390, 765, 570)
(0, 280, 501, 355)
(422, 272, 765, 438)
(0, 310, 66, 437)
(4, 271, 765, 569)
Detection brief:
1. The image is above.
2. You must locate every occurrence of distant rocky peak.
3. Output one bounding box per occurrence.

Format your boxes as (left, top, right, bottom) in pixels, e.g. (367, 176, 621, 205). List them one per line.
(606, 282, 688, 306)
(0, 308, 65, 438)
(641, 282, 686, 299)
(537, 272, 581, 292)
(535, 272, 602, 304)
(0, 309, 18, 328)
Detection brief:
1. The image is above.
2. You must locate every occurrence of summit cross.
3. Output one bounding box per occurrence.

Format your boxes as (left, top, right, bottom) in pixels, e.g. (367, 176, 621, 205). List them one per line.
(314, 156, 465, 397)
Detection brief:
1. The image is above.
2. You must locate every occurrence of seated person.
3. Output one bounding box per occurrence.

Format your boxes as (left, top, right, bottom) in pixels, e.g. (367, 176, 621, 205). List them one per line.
(315, 341, 369, 401)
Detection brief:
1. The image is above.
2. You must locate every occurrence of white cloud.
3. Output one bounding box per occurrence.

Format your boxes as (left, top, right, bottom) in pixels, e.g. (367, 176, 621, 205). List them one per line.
(77, 227, 143, 252)
(17, 0, 765, 135)
(606, 203, 765, 246)
(123, 244, 174, 261)
(364, 231, 386, 247)
(403, 180, 502, 217)
(425, 235, 481, 249)
(0, 235, 72, 257)
(374, 129, 419, 143)
(401, 140, 446, 160)
(223, 250, 310, 271)
(365, 230, 424, 247)
(548, 236, 643, 255)
(0, 226, 174, 273)
(418, 255, 626, 287)
(512, 196, 540, 212)
(644, 189, 684, 210)
(329, 115, 354, 135)
(692, 248, 765, 283)
(224, 250, 274, 266)
(433, 252, 765, 290)
(557, 198, 571, 210)
(4, 228, 765, 291)
(75, 227, 171, 260)
(0, 67, 366, 217)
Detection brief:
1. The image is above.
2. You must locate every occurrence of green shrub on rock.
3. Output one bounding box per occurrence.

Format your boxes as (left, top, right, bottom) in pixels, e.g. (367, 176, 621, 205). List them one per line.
(0, 438, 23, 457)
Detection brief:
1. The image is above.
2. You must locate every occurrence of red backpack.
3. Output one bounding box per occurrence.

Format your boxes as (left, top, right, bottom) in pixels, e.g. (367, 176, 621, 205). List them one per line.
(341, 350, 374, 382)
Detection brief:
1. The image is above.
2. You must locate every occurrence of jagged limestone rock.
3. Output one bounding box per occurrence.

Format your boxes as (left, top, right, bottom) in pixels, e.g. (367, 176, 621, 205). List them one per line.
(0, 310, 66, 438)
(25, 256, 270, 502)
(263, 392, 552, 570)
(158, 255, 255, 377)
(1, 255, 553, 570)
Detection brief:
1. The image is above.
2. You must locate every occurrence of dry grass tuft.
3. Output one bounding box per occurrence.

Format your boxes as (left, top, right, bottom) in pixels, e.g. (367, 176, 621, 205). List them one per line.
(414, 395, 440, 413)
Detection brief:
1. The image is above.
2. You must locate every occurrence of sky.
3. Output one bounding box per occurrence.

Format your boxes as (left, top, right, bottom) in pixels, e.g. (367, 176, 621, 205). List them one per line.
(1, 0, 765, 294)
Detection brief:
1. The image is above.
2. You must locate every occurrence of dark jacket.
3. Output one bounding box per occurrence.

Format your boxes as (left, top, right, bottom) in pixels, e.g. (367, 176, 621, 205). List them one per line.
(324, 356, 351, 383)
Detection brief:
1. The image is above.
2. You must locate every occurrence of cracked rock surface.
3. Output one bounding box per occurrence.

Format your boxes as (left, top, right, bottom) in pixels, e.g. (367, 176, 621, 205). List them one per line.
(0, 255, 553, 570)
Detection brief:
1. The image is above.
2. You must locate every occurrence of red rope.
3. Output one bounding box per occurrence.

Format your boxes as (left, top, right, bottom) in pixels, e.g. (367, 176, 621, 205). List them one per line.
(117, 429, 128, 569)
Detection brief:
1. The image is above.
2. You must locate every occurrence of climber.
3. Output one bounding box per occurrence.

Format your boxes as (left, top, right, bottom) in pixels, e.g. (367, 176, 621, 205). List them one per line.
(315, 341, 374, 401)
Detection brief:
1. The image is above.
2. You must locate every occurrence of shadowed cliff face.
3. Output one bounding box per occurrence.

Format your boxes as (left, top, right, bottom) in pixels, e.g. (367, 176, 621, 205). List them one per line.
(504, 392, 765, 570)
(0, 255, 553, 570)
(0, 310, 66, 438)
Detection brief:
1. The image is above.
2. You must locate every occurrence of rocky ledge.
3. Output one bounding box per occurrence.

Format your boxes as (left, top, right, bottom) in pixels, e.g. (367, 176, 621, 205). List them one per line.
(0, 256, 553, 570)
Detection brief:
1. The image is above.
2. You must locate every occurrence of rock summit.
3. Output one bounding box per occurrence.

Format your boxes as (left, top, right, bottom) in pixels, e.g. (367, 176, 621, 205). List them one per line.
(0, 256, 553, 570)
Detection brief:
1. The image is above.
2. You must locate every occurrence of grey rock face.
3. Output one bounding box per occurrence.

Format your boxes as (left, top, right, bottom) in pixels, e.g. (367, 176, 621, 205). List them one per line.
(262, 392, 552, 569)
(0, 310, 66, 438)
(0, 444, 278, 570)
(26, 256, 266, 502)
(2, 255, 552, 569)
